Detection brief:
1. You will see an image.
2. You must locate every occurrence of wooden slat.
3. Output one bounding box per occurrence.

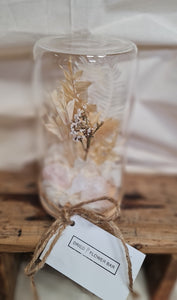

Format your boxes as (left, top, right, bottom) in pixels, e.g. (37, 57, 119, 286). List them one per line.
(144, 254, 177, 300)
(0, 167, 177, 254)
(0, 163, 38, 195)
(152, 255, 177, 300)
(0, 194, 51, 252)
(0, 253, 20, 300)
(120, 173, 177, 254)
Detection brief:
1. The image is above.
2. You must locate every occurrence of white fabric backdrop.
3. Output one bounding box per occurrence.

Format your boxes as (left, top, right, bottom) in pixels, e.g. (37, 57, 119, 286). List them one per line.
(0, 0, 177, 172)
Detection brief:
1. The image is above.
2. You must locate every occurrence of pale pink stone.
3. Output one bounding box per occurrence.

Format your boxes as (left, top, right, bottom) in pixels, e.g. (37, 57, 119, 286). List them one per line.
(68, 174, 108, 199)
(43, 163, 71, 189)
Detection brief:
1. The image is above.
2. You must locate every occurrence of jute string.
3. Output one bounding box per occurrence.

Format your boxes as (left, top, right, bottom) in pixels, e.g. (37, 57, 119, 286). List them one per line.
(25, 189, 137, 300)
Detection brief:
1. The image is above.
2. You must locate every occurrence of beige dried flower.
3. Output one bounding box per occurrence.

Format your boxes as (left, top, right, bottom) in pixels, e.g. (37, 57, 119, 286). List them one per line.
(70, 104, 103, 160)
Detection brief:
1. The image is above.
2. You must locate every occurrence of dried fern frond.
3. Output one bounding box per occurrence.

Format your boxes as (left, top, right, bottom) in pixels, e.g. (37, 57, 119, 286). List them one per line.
(76, 57, 124, 120)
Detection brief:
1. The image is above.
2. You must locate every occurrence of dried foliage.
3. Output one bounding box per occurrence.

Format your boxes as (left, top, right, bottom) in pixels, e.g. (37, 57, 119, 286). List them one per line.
(45, 57, 119, 163)
(90, 119, 119, 164)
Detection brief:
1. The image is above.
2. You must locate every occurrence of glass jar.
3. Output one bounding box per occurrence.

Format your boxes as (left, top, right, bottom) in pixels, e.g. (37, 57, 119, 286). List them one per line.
(33, 35, 137, 217)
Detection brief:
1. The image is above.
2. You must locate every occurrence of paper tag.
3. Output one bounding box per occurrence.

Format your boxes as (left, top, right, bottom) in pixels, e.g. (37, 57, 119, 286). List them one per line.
(41, 215, 145, 300)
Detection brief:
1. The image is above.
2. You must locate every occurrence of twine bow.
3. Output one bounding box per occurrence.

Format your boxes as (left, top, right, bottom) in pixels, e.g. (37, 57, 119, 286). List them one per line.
(25, 194, 137, 299)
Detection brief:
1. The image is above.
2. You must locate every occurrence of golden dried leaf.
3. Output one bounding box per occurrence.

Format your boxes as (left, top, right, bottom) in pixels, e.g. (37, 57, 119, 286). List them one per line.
(45, 122, 57, 134)
(94, 118, 119, 141)
(67, 99, 75, 122)
(89, 111, 101, 125)
(89, 132, 118, 164)
(59, 109, 68, 125)
(55, 115, 70, 140)
(68, 57, 73, 74)
(73, 100, 84, 114)
(75, 81, 91, 93)
(61, 81, 73, 95)
(51, 90, 69, 125)
(51, 89, 57, 101)
(64, 70, 72, 81)
(73, 70, 83, 80)
(51, 91, 61, 110)
(61, 82, 75, 103)
(45, 118, 62, 139)
(64, 93, 75, 103)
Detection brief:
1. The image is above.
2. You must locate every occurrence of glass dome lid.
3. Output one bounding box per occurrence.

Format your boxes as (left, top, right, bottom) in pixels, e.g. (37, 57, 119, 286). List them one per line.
(33, 34, 137, 58)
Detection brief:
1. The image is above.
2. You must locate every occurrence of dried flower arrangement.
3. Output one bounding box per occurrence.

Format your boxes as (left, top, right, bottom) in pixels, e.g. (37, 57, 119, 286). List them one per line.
(42, 57, 121, 210)
(45, 58, 119, 162)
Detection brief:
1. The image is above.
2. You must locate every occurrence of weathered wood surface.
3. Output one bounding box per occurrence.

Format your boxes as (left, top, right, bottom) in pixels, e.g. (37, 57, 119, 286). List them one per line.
(0, 253, 20, 300)
(0, 165, 177, 254)
(0, 163, 38, 195)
